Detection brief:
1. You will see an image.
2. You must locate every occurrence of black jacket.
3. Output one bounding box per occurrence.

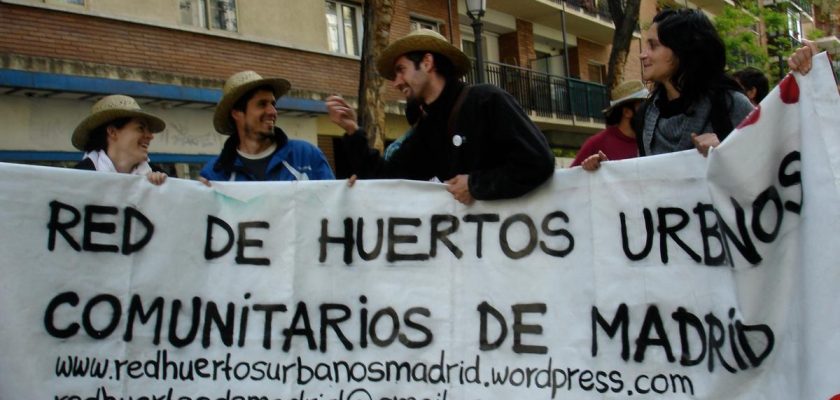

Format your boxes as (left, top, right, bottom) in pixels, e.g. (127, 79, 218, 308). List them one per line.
(342, 81, 555, 200)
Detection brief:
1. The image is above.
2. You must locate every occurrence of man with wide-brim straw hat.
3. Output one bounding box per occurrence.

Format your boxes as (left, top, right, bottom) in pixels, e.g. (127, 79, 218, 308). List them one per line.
(71, 94, 169, 185)
(375, 29, 471, 81)
(199, 70, 334, 182)
(571, 80, 649, 171)
(326, 29, 554, 205)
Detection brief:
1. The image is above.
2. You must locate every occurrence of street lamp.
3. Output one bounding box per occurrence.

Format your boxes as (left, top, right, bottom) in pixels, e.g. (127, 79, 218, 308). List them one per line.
(465, 0, 487, 83)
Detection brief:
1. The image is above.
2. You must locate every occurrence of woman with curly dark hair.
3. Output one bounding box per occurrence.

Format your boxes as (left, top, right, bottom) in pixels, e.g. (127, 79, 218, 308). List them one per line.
(637, 8, 754, 157)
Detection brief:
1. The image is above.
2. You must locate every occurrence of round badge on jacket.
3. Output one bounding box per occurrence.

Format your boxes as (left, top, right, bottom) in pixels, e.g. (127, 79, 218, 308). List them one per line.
(452, 134, 464, 147)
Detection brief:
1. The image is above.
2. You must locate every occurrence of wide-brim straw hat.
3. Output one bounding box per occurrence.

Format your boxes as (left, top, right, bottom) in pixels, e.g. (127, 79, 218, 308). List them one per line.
(377, 29, 471, 80)
(213, 70, 290, 135)
(603, 80, 649, 114)
(71, 94, 165, 151)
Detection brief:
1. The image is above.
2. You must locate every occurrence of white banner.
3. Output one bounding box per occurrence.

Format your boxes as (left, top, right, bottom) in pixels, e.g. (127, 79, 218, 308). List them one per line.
(1, 55, 839, 400)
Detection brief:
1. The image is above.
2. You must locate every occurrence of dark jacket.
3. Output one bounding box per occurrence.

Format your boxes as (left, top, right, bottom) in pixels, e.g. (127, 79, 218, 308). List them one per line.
(342, 81, 555, 200)
(73, 158, 97, 171)
(200, 127, 334, 182)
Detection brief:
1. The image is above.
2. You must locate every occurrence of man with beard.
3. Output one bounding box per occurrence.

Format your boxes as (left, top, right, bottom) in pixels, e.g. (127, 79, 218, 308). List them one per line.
(200, 70, 334, 182)
(326, 30, 554, 205)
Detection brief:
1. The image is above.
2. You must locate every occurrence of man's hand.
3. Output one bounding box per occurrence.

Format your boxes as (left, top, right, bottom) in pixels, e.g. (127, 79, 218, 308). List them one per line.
(788, 39, 819, 75)
(146, 171, 167, 185)
(326, 95, 359, 134)
(691, 132, 720, 157)
(445, 174, 474, 205)
(581, 151, 608, 171)
(198, 176, 212, 187)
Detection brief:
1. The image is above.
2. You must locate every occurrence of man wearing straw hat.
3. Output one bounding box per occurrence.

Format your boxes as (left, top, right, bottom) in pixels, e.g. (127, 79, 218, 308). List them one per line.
(326, 29, 554, 205)
(571, 80, 649, 171)
(200, 71, 334, 182)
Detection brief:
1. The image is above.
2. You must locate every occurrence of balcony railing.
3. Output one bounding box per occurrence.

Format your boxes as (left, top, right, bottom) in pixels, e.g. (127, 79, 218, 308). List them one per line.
(789, 0, 813, 13)
(464, 60, 609, 122)
(765, 0, 814, 15)
(547, 0, 612, 23)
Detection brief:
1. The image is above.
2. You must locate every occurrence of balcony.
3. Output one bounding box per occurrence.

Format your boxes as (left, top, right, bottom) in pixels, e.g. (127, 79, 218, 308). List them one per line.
(763, 0, 814, 16)
(550, 0, 612, 23)
(464, 61, 608, 123)
(690, 0, 738, 16)
(485, 0, 616, 44)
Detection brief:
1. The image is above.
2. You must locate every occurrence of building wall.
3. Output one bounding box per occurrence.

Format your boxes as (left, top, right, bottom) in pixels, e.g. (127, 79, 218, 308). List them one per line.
(0, 0, 630, 163)
(0, 95, 322, 154)
(624, 39, 643, 83)
(8, 0, 334, 53)
(575, 38, 609, 82)
(237, 0, 329, 51)
(498, 19, 535, 68)
(0, 2, 360, 96)
(0, 0, 463, 165)
(396, 0, 460, 45)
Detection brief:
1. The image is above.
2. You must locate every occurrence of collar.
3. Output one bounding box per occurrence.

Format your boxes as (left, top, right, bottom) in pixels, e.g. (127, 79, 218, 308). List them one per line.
(83, 150, 152, 176)
(238, 143, 277, 160)
(654, 90, 692, 118)
(422, 80, 465, 118)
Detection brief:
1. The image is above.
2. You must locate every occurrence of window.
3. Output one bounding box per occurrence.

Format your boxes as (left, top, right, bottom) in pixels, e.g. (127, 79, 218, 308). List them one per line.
(587, 63, 606, 84)
(787, 10, 803, 40)
(533, 51, 552, 74)
(461, 38, 487, 61)
(410, 17, 439, 32)
(326, 1, 362, 56)
(180, 0, 238, 32)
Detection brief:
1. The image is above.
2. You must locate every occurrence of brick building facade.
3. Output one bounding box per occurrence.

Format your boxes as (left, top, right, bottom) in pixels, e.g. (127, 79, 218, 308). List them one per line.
(1, 0, 748, 173)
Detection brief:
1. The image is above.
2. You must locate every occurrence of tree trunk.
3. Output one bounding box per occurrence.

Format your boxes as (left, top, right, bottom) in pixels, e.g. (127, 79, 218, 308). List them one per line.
(605, 0, 642, 91)
(357, 0, 395, 153)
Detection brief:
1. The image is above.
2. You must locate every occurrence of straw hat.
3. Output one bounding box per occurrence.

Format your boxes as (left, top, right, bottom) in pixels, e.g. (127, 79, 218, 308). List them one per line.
(213, 70, 291, 135)
(377, 29, 471, 80)
(603, 80, 649, 114)
(71, 95, 165, 151)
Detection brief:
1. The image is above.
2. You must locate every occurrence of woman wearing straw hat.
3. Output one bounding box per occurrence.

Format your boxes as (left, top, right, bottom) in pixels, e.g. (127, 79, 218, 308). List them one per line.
(71, 94, 168, 185)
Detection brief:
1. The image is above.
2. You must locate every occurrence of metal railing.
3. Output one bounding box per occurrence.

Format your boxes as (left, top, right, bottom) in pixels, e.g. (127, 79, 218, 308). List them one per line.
(548, 0, 613, 22)
(545, 0, 641, 32)
(464, 60, 608, 122)
(765, 0, 814, 15)
(789, 0, 813, 14)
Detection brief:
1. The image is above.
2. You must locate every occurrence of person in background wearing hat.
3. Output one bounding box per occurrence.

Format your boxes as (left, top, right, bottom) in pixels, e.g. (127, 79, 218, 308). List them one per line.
(72, 94, 168, 185)
(326, 29, 554, 205)
(571, 80, 648, 171)
(199, 71, 334, 182)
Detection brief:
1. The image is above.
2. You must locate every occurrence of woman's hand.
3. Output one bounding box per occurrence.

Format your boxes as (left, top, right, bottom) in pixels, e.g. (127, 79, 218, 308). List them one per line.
(691, 133, 720, 157)
(146, 171, 167, 185)
(787, 39, 819, 75)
